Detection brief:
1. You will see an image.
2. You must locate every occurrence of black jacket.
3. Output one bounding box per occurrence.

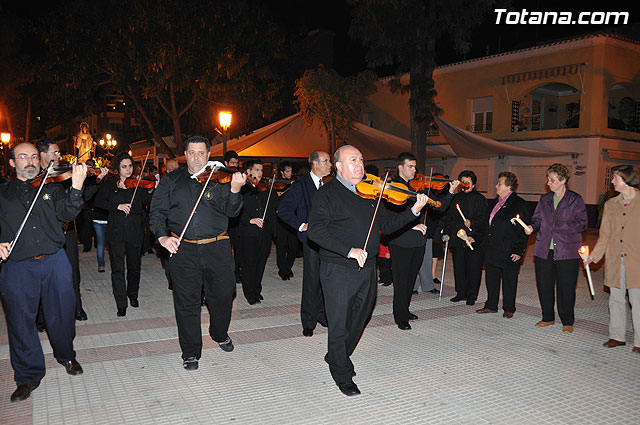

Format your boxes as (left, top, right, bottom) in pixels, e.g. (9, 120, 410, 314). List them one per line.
(485, 193, 531, 268)
(440, 189, 488, 249)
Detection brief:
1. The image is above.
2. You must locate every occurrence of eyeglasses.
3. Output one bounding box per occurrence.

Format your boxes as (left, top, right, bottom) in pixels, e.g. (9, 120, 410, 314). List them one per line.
(16, 154, 40, 162)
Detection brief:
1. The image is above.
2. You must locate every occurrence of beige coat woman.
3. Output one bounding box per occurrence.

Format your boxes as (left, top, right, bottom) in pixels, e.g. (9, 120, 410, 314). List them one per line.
(590, 193, 640, 289)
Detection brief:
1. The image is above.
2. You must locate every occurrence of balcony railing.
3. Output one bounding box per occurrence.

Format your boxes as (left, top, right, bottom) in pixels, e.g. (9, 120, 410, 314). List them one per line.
(466, 124, 492, 133)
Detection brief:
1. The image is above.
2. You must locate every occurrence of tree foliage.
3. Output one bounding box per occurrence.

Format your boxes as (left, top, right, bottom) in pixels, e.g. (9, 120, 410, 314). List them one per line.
(43, 0, 286, 156)
(294, 67, 376, 155)
(349, 0, 506, 169)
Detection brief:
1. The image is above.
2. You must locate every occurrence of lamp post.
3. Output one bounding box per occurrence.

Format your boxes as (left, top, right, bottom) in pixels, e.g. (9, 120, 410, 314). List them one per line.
(99, 133, 117, 157)
(1, 132, 11, 177)
(219, 111, 232, 155)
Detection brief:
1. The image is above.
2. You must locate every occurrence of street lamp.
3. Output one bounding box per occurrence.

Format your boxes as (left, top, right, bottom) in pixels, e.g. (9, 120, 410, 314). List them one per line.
(219, 111, 232, 155)
(99, 133, 117, 157)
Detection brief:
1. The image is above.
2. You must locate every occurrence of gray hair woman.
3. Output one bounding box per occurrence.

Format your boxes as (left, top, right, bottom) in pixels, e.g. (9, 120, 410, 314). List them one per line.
(586, 165, 640, 353)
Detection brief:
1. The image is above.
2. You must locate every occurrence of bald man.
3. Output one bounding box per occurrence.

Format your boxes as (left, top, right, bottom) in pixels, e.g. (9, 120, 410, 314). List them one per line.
(307, 145, 428, 396)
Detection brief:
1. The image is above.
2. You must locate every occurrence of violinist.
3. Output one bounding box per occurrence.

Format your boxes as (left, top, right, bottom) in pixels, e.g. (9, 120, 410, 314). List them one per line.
(278, 151, 332, 337)
(0, 142, 87, 402)
(439, 170, 488, 305)
(239, 159, 276, 304)
(307, 145, 429, 396)
(149, 136, 246, 371)
(384, 153, 459, 331)
(94, 152, 153, 317)
(274, 160, 299, 281)
(224, 150, 242, 283)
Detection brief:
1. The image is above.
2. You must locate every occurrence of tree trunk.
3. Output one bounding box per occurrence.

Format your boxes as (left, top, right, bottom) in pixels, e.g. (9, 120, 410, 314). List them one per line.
(409, 40, 436, 174)
(168, 83, 184, 153)
(24, 97, 31, 143)
(125, 86, 175, 158)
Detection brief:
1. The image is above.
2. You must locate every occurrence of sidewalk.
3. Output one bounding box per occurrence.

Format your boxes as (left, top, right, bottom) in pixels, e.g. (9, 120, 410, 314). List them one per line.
(1, 231, 638, 424)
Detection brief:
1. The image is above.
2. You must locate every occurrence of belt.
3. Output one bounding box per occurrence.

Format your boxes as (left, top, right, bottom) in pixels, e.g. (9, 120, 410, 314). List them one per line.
(171, 232, 229, 245)
(33, 254, 50, 260)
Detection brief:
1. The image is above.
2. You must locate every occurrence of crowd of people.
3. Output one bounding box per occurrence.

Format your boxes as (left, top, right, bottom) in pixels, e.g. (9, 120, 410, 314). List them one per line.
(1, 137, 638, 401)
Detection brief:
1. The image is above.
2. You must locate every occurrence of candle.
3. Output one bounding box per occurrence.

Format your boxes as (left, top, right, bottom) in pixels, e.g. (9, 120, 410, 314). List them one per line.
(510, 214, 528, 230)
(456, 204, 472, 231)
(578, 245, 595, 299)
(456, 228, 474, 250)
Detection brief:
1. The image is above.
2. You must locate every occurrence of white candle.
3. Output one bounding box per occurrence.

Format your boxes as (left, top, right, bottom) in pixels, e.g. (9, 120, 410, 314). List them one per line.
(510, 214, 528, 230)
(456, 228, 474, 250)
(456, 204, 472, 231)
(578, 246, 595, 299)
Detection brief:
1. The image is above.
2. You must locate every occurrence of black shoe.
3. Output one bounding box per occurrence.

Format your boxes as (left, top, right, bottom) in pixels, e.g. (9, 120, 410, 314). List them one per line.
(288, 271, 294, 278)
(397, 321, 411, 330)
(337, 381, 361, 396)
(10, 384, 39, 402)
(408, 313, 418, 320)
(219, 337, 234, 352)
(236, 276, 242, 284)
(59, 359, 83, 375)
(183, 356, 198, 371)
(37, 324, 46, 333)
(433, 277, 441, 284)
(75, 310, 88, 321)
(466, 300, 476, 306)
(303, 328, 314, 337)
(412, 290, 418, 294)
(382, 282, 392, 287)
(427, 289, 439, 294)
(117, 308, 126, 317)
(450, 295, 467, 302)
(98, 266, 105, 273)
(129, 298, 139, 308)
(317, 319, 328, 327)
(258, 294, 264, 300)
(82, 246, 91, 252)
(247, 299, 261, 305)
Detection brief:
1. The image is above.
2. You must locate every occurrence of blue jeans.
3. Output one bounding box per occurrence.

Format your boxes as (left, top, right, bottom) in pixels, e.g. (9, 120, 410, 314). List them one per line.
(93, 221, 107, 268)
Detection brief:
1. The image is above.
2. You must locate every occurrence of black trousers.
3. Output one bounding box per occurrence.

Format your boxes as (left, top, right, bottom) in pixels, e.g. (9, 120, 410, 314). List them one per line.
(64, 229, 83, 314)
(108, 238, 142, 310)
(0, 250, 76, 386)
(451, 246, 484, 302)
(321, 262, 376, 384)
(534, 251, 579, 325)
(484, 264, 520, 313)
(168, 240, 236, 359)
(276, 220, 299, 278)
(77, 209, 94, 248)
(377, 257, 393, 285)
(240, 226, 272, 302)
(301, 241, 326, 329)
(228, 221, 241, 279)
(390, 244, 425, 323)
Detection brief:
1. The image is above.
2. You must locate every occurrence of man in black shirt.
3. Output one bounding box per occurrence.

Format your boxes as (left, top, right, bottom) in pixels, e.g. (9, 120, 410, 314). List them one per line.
(385, 152, 458, 330)
(0, 143, 87, 402)
(149, 136, 246, 371)
(307, 145, 428, 396)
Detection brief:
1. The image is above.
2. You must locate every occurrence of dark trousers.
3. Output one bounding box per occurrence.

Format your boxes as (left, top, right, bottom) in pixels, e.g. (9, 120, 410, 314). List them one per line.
(377, 257, 393, 284)
(390, 244, 425, 323)
(168, 240, 236, 359)
(484, 264, 520, 312)
(0, 250, 76, 386)
(64, 229, 83, 314)
(301, 241, 326, 329)
(77, 209, 94, 248)
(534, 251, 579, 325)
(228, 222, 241, 279)
(108, 239, 142, 310)
(451, 246, 484, 302)
(276, 221, 299, 278)
(240, 226, 271, 302)
(321, 262, 376, 384)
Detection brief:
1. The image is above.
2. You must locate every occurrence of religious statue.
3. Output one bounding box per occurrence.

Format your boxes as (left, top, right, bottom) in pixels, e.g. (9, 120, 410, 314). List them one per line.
(74, 122, 95, 160)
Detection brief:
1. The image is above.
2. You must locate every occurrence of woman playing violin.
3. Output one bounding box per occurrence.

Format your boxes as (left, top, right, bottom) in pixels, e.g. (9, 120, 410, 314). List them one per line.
(239, 159, 277, 304)
(94, 152, 154, 317)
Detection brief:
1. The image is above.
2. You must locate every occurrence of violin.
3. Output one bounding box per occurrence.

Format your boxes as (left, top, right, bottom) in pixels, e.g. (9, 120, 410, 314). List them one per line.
(356, 174, 441, 207)
(251, 177, 293, 191)
(30, 165, 113, 187)
(122, 175, 157, 189)
(409, 174, 470, 192)
(193, 166, 243, 184)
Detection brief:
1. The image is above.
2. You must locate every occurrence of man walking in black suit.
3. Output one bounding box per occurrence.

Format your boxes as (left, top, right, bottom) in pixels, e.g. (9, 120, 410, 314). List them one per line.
(278, 151, 332, 336)
(307, 145, 428, 396)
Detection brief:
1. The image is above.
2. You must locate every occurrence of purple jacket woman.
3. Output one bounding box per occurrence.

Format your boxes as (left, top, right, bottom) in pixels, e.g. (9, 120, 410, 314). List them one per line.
(526, 164, 587, 332)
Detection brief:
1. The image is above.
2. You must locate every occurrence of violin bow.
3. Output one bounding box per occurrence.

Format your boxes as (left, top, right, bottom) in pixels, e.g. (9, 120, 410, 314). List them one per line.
(261, 170, 277, 221)
(127, 150, 151, 214)
(360, 170, 390, 271)
(1, 160, 55, 263)
(170, 162, 219, 257)
(423, 167, 434, 226)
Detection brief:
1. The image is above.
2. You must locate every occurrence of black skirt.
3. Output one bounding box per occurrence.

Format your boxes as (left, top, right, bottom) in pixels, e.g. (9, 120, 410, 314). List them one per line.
(432, 238, 445, 258)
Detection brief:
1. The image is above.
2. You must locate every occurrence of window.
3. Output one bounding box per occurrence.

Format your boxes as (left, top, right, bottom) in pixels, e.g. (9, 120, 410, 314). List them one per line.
(468, 97, 493, 133)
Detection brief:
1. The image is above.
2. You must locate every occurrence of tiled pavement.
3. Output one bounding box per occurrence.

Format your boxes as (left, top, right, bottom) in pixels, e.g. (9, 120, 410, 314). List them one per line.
(1, 230, 639, 424)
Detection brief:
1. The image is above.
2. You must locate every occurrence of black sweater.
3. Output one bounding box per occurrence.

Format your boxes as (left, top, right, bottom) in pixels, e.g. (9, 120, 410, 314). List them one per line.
(307, 178, 417, 269)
